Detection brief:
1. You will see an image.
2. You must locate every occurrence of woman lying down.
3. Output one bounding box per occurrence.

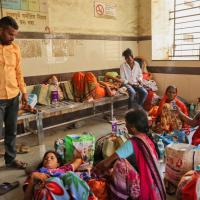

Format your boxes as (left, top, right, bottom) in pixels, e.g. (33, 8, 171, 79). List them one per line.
(23, 150, 96, 200)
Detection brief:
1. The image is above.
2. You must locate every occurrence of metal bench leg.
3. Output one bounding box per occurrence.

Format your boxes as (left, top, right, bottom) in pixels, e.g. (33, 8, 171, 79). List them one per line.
(23, 118, 30, 131)
(36, 111, 44, 145)
(110, 97, 114, 121)
(93, 101, 96, 115)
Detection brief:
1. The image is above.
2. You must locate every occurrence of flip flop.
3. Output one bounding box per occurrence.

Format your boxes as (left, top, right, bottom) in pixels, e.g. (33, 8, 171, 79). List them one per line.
(0, 181, 19, 195)
(6, 160, 28, 169)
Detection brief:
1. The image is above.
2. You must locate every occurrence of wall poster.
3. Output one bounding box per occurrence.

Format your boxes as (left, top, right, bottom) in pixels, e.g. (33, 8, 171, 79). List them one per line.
(1, 0, 49, 32)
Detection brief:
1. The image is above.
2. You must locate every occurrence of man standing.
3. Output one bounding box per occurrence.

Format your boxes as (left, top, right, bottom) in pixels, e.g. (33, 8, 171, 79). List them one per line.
(0, 16, 28, 169)
(120, 48, 148, 108)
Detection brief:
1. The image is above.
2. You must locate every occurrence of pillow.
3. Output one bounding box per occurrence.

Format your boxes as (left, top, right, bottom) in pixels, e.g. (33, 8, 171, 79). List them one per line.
(105, 71, 119, 78)
(37, 84, 51, 105)
(26, 85, 34, 94)
(60, 81, 74, 101)
(60, 83, 67, 100)
(32, 84, 42, 99)
(97, 76, 105, 82)
(58, 86, 64, 101)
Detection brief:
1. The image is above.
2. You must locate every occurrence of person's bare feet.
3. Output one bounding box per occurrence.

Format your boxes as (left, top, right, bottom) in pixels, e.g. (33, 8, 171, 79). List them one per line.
(84, 97, 94, 103)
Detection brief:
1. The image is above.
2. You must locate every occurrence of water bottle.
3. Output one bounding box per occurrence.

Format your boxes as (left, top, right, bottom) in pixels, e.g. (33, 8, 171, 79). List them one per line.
(111, 117, 117, 134)
(51, 84, 59, 107)
(157, 139, 165, 163)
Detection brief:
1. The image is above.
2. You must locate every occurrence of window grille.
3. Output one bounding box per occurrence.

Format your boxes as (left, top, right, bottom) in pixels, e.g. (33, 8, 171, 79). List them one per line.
(169, 0, 200, 60)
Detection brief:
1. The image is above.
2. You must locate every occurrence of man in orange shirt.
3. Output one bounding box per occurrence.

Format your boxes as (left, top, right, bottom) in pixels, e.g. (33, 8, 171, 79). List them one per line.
(0, 16, 28, 169)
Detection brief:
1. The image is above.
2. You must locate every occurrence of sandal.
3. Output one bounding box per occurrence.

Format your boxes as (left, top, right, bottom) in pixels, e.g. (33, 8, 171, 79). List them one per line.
(16, 144, 30, 154)
(0, 181, 19, 195)
(6, 160, 28, 169)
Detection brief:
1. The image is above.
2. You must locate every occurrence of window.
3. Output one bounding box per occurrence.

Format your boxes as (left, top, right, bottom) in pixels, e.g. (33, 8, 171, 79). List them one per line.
(169, 0, 200, 60)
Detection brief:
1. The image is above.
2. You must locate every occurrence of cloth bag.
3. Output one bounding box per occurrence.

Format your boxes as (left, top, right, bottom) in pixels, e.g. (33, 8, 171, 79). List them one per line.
(176, 170, 200, 200)
(102, 135, 127, 158)
(93, 133, 112, 163)
(165, 143, 200, 186)
(64, 133, 95, 170)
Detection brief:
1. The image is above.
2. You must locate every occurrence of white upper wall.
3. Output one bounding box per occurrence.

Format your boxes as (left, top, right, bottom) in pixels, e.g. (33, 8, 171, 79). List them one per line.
(48, 0, 138, 36)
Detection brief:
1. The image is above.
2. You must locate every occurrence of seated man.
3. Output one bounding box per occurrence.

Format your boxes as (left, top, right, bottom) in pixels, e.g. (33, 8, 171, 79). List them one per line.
(120, 48, 148, 108)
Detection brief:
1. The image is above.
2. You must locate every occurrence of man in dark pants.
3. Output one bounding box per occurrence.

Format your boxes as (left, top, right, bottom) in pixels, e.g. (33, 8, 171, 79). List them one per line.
(0, 16, 28, 169)
(120, 48, 148, 109)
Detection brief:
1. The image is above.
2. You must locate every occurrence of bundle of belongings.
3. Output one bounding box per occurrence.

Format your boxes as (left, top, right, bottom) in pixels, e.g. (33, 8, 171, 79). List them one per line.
(176, 165, 200, 200)
(94, 127, 129, 163)
(25, 75, 71, 107)
(164, 143, 200, 196)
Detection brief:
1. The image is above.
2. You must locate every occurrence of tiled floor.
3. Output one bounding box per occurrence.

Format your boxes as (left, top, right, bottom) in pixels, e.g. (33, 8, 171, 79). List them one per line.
(0, 112, 176, 200)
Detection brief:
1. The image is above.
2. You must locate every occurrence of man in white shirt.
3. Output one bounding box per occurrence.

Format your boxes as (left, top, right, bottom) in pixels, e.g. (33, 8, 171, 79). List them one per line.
(120, 48, 148, 108)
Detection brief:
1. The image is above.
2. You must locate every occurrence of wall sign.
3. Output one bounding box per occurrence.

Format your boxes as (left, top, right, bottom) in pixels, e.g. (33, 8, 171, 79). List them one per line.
(1, 0, 48, 32)
(94, 1, 116, 19)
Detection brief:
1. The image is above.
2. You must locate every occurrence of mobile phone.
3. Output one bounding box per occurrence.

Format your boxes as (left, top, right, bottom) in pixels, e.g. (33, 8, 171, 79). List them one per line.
(171, 101, 177, 110)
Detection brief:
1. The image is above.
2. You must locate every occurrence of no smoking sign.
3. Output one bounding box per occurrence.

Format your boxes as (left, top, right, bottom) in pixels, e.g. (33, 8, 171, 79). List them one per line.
(94, 1, 116, 18)
(95, 3, 105, 15)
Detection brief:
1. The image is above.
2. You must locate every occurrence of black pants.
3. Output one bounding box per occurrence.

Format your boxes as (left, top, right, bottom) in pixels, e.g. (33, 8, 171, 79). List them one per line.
(0, 94, 19, 164)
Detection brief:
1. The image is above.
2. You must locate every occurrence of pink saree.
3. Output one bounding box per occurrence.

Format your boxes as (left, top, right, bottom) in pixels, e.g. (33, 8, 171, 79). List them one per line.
(130, 134, 166, 200)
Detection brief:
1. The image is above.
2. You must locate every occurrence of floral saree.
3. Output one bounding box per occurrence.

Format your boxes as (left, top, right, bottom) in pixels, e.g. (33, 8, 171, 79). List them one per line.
(24, 171, 96, 200)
